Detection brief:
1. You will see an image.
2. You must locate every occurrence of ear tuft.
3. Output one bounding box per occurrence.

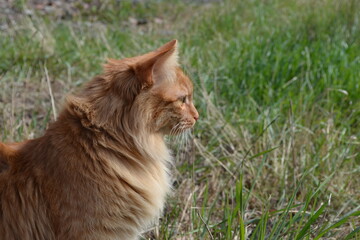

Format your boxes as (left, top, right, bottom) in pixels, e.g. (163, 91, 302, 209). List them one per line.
(133, 40, 179, 86)
(156, 39, 178, 53)
(152, 39, 179, 84)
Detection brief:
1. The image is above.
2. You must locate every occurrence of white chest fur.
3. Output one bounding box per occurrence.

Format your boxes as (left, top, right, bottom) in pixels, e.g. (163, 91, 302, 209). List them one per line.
(96, 136, 171, 239)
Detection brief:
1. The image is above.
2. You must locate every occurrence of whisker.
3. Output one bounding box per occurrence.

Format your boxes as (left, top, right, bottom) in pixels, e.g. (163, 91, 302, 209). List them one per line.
(170, 122, 195, 162)
(175, 124, 186, 159)
(170, 122, 181, 136)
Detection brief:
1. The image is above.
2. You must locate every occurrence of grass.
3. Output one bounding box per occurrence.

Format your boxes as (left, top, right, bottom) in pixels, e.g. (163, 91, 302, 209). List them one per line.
(1, 0, 359, 239)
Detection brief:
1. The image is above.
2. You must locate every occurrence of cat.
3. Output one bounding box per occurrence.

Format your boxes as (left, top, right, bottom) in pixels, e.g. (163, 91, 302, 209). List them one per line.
(0, 39, 199, 240)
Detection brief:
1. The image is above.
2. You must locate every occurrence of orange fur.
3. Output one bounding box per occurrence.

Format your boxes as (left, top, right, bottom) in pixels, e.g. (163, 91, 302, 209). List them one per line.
(0, 40, 199, 240)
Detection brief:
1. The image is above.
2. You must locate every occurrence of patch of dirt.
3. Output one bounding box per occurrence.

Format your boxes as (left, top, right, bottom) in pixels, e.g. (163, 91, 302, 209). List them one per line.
(1, 0, 116, 22)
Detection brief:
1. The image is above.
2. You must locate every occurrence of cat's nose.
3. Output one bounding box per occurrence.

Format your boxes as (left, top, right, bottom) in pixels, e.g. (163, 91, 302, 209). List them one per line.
(191, 104, 199, 121)
(193, 112, 199, 121)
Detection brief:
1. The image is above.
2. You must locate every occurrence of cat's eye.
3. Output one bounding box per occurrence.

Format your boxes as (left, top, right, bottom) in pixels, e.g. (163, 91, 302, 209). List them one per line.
(180, 96, 187, 104)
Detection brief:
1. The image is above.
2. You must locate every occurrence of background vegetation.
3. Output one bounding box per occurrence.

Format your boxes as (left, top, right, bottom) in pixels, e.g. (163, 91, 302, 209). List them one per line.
(0, 0, 359, 239)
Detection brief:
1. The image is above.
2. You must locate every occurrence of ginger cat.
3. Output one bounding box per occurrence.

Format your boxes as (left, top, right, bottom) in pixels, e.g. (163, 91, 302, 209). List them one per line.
(0, 40, 199, 240)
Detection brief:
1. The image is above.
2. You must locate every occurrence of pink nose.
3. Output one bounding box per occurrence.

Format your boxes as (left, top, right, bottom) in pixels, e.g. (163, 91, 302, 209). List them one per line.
(194, 114, 199, 121)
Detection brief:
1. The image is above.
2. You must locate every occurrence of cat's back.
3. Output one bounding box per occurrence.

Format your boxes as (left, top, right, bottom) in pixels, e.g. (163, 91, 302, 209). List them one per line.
(0, 141, 25, 172)
(0, 143, 10, 172)
(0, 140, 56, 240)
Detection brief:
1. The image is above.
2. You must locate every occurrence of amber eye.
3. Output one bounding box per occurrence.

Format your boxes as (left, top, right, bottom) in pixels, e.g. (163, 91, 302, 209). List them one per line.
(180, 96, 187, 104)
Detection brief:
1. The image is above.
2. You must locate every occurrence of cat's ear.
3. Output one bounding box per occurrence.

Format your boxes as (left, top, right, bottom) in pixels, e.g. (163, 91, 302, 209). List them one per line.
(134, 39, 179, 87)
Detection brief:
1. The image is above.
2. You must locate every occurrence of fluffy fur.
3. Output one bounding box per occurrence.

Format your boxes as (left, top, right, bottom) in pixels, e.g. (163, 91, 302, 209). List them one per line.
(0, 40, 199, 240)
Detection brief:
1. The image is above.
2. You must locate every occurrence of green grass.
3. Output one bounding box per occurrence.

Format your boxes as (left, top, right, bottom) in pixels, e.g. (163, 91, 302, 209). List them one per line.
(1, 0, 359, 239)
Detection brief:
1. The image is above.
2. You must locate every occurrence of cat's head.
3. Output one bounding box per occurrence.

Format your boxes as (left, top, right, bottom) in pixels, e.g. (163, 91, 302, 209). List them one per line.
(77, 40, 199, 136)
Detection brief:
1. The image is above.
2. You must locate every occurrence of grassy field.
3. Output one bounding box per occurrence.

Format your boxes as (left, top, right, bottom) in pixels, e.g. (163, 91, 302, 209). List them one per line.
(1, 0, 359, 239)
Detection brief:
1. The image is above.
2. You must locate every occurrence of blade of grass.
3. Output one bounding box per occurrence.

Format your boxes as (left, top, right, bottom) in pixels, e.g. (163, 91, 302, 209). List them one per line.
(314, 208, 360, 240)
(344, 226, 360, 240)
(295, 203, 326, 240)
(268, 168, 315, 239)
